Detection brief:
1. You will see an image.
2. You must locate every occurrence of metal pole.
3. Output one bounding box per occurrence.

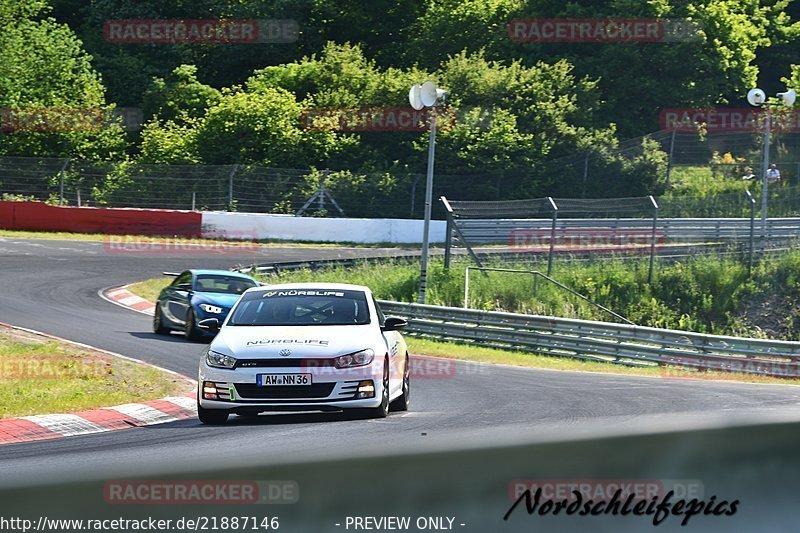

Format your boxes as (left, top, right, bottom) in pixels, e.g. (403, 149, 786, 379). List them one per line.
(745, 190, 755, 275)
(761, 107, 770, 244)
(58, 157, 70, 206)
(665, 128, 677, 189)
(228, 164, 238, 211)
(648, 195, 659, 284)
(418, 108, 437, 304)
(464, 267, 470, 309)
(76, 189, 81, 207)
(410, 175, 421, 216)
(443, 213, 453, 271)
(547, 197, 558, 277)
(192, 191, 196, 211)
(581, 155, 589, 198)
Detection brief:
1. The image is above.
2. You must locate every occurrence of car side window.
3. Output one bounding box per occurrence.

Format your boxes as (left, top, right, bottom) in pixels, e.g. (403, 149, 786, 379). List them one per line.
(372, 297, 386, 327)
(172, 272, 192, 287)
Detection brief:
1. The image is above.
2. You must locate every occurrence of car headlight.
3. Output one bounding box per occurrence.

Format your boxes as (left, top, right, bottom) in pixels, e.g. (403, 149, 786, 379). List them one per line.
(206, 349, 237, 369)
(199, 304, 224, 314)
(335, 348, 375, 369)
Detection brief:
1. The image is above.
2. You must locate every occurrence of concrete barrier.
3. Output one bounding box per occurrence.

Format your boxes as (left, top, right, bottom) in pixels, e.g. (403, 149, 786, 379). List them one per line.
(201, 211, 446, 244)
(0, 202, 202, 236)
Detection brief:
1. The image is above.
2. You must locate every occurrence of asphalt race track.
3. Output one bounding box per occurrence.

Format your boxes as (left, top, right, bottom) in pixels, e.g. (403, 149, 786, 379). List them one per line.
(0, 236, 798, 475)
(2, 236, 800, 532)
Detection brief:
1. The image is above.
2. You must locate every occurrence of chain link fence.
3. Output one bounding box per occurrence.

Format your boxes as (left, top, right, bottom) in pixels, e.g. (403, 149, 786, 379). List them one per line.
(3, 129, 800, 218)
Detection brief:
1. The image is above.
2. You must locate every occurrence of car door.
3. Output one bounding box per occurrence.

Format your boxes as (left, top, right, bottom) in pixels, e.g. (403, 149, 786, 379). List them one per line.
(164, 271, 193, 325)
(373, 297, 405, 394)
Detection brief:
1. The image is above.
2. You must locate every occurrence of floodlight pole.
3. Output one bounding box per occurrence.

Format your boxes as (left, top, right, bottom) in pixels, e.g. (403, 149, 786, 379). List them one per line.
(760, 106, 771, 244)
(418, 108, 437, 304)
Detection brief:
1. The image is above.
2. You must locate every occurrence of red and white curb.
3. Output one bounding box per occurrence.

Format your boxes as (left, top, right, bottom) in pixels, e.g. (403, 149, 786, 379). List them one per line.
(0, 395, 196, 445)
(101, 284, 156, 316)
(0, 322, 196, 446)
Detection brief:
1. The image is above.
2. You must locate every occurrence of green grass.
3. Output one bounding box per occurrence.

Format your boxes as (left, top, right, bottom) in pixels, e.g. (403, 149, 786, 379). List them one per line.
(667, 165, 752, 197)
(126, 278, 172, 303)
(0, 326, 191, 418)
(241, 252, 800, 339)
(131, 252, 800, 339)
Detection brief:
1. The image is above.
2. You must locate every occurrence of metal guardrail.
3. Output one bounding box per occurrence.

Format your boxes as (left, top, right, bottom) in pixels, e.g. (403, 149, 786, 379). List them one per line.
(455, 217, 800, 245)
(378, 300, 800, 376)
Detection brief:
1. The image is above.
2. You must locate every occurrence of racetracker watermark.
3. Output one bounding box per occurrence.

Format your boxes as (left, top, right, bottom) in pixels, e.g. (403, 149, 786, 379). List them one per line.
(508, 18, 701, 43)
(104, 480, 298, 505)
(0, 108, 104, 132)
(300, 108, 457, 132)
(301, 356, 487, 381)
(103, 234, 261, 255)
(0, 358, 110, 380)
(505, 479, 739, 526)
(661, 108, 800, 132)
(104, 19, 298, 44)
(660, 355, 800, 379)
(509, 229, 663, 253)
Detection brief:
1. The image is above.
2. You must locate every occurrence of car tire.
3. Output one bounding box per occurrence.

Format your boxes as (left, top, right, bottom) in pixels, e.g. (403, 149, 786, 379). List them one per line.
(153, 306, 169, 335)
(184, 309, 201, 341)
(389, 353, 410, 412)
(197, 404, 229, 425)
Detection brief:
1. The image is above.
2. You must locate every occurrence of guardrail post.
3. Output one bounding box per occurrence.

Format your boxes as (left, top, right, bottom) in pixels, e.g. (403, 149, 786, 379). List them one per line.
(547, 197, 558, 276)
(648, 195, 659, 284)
(745, 190, 756, 275)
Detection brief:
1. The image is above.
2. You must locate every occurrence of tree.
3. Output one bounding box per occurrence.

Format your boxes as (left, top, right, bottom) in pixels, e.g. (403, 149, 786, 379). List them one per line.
(0, 0, 126, 159)
(142, 64, 221, 124)
(404, 0, 795, 136)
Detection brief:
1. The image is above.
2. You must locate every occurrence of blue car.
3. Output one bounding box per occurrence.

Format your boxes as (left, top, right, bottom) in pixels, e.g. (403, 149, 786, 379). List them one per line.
(153, 269, 259, 341)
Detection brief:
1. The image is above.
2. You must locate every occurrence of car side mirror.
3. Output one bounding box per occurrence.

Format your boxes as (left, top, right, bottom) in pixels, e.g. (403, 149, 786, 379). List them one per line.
(381, 316, 408, 331)
(176, 283, 193, 292)
(198, 318, 220, 332)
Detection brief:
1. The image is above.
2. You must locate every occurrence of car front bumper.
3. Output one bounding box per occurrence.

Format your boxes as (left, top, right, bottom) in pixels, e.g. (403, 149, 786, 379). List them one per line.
(198, 363, 385, 412)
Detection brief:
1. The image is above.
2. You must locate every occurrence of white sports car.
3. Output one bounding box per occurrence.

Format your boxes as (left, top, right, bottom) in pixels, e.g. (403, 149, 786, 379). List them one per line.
(196, 282, 410, 424)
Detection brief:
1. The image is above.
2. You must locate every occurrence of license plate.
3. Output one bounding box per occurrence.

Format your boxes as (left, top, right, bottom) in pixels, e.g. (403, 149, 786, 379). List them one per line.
(257, 373, 312, 386)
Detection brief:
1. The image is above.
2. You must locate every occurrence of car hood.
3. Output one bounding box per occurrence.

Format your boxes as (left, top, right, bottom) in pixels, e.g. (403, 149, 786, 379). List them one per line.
(192, 292, 241, 308)
(211, 325, 378, 358)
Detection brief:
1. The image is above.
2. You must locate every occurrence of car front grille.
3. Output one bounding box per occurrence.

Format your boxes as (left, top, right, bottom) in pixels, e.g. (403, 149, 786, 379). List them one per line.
(234, 383, 336, 399)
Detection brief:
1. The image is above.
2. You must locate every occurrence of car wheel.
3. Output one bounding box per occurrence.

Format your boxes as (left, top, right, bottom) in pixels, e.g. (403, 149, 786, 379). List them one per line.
(153, 306, 169, 335)
(184, 309, 201, 341)
(389, 353, 410, 412)
(197, 404, 229, 425)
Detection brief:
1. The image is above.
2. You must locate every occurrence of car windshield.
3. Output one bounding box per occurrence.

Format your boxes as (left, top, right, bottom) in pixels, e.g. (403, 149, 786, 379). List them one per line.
(194, 275, 256, 294)
(228, 289, 370, 326)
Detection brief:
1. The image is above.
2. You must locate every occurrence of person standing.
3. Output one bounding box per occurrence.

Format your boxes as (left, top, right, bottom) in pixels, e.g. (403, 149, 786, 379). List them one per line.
(766, 163, 781, 184)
